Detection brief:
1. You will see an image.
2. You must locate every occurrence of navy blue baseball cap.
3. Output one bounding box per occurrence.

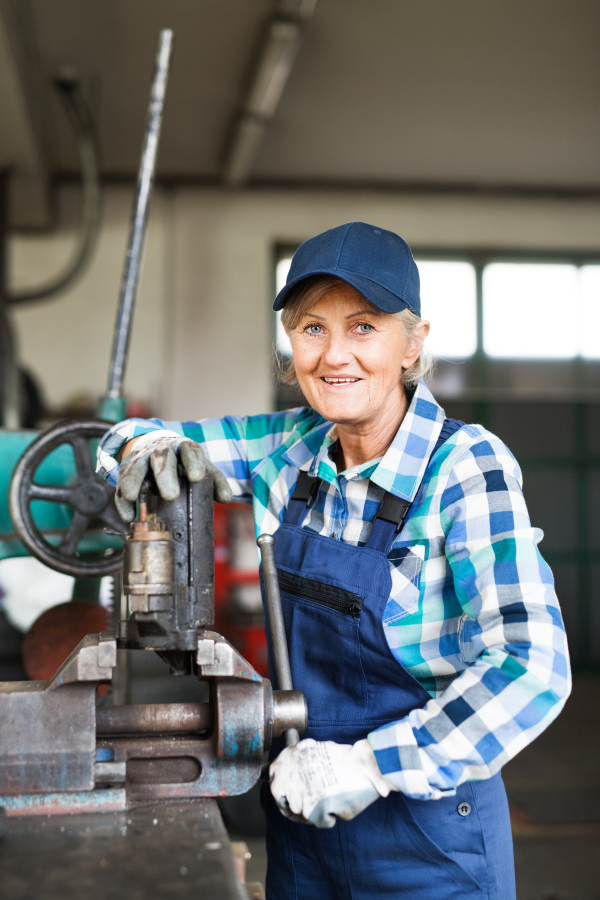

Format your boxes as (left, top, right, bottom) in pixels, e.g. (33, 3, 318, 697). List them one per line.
(273, 222, 421, 316)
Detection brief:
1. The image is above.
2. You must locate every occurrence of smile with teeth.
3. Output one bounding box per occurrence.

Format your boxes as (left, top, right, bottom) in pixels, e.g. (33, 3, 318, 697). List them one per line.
(321, 377, 361, 384)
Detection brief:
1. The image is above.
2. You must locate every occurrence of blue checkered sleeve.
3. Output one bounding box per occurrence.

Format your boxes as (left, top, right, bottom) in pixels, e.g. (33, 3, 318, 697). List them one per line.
(96, 410, 309, 503)
(368, 434, 571, 800)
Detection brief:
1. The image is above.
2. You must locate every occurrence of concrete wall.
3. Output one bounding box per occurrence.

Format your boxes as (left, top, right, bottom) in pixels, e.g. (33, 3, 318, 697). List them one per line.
(8, 184, 600, 421)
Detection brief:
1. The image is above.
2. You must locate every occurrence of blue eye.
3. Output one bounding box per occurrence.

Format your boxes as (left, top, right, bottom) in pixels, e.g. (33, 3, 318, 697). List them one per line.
(356, 323, 373, 333)
(306, 324, 323, 334)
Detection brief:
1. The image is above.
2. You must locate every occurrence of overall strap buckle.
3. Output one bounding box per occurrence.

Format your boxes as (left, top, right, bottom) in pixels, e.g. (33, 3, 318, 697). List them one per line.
(374, 493, 412, 533)
(290, 471, 321, 510)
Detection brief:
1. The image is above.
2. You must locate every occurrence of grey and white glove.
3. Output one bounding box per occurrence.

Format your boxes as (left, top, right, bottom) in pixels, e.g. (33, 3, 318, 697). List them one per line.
(269, 737, 397, 829)
(115, 433, 232, 522)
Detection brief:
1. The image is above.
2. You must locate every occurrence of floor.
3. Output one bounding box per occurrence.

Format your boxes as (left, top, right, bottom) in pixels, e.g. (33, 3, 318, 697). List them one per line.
(505, 673, 600, 900)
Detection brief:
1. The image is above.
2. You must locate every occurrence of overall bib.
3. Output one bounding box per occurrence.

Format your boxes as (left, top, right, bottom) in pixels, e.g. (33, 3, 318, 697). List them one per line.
(261, 421, 516, 900)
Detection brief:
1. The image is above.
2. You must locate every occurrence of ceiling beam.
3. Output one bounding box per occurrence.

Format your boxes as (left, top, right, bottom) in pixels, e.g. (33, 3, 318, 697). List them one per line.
(223, 0, 317, 187)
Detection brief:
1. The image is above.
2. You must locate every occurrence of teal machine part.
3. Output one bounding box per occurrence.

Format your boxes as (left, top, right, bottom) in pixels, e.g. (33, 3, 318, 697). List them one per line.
(0, 431, 73, 560)
(0, 430, 123, 563)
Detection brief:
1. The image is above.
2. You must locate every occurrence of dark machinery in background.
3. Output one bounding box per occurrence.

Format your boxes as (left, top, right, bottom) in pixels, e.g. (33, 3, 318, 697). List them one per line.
(0, 61, 101, 430)
(0, 30, 305, 899)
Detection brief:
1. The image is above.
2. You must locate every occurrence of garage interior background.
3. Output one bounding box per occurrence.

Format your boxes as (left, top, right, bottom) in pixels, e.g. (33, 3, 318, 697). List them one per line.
(1, 1, 600, 897)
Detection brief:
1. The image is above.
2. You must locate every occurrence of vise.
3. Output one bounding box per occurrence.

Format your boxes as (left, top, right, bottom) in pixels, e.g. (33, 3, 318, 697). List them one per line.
(0, 461, 306, 816)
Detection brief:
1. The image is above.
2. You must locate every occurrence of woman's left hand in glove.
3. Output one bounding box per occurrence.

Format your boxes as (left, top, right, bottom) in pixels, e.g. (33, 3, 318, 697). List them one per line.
(269, 737, 397, 829)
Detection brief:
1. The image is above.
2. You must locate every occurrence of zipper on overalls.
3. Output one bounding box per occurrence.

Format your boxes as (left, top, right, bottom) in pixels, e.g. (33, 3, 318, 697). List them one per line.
(277, 569, 364, 618)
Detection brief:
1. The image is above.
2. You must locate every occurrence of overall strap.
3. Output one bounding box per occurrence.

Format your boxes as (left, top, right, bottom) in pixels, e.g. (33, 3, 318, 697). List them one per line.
(366, 418, 465, 553)
(283, 470, 322, 526)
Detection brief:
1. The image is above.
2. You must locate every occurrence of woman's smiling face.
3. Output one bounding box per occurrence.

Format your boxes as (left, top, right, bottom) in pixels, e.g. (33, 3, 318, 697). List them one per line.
(287, 282, 425, 428)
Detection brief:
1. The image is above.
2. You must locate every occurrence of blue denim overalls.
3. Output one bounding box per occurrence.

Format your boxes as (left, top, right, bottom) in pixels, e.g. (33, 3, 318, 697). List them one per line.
(261, 420, 516, 900)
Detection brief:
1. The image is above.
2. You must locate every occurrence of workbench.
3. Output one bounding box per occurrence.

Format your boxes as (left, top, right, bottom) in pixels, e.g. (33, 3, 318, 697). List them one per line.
(0, 798, 250, 900)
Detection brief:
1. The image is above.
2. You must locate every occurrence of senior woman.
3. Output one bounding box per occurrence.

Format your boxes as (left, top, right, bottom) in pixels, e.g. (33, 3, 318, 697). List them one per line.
(98, 222, 571, 900)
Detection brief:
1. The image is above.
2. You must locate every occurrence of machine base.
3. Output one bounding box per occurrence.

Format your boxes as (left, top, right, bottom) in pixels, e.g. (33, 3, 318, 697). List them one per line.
(0, 797, 249, 899)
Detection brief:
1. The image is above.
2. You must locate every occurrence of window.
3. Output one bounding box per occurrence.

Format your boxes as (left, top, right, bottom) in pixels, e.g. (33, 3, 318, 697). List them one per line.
(580, 266, 600, 358)
(484, 263, 577, 358)
(274, 247, 600, 361)
(414, 261, 477, 359)
(483, 263, 600, 358)
(275, 256, 294, 356)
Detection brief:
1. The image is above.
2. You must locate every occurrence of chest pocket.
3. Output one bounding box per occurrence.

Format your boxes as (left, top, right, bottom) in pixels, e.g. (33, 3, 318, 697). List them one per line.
(383, 544, 425, 624)
(276, 567, 369, 722)
(277, 570, 364, 617)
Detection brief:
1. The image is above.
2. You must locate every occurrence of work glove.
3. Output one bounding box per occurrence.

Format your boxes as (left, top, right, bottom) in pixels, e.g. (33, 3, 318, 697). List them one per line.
(115, 433, 232, 522)
(269, 737, 397, 829)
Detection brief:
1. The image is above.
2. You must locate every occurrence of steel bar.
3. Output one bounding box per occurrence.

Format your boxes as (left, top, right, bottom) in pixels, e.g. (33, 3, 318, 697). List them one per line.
(106, 28, 173, 399)
(96, 702, 211, 735)
(272, 689, 307, 738)
(257, 533, 299, 746)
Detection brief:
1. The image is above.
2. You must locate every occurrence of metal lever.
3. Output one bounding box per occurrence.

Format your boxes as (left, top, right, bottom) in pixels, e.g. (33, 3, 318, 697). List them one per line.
(100, 28, 173, 423)
(257, 534, 299, 747)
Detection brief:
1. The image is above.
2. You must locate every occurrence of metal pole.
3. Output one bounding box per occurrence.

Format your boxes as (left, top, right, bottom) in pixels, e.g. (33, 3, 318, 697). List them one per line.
(257, 533, 299, 746)
(103, 29, 173, 409)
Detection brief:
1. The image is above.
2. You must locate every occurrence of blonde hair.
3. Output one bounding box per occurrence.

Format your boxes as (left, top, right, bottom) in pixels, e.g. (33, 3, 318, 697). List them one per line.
(279, 275, 434, 387)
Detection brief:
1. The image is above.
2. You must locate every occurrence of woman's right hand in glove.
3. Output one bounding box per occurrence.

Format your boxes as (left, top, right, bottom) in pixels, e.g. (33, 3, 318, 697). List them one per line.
(115, 433, 232, 522)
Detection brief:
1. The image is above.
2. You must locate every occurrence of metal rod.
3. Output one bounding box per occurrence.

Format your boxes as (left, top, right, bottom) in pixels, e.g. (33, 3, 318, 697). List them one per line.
(96, 702, 211, 735)
(257, 533, 299, 746)
(106, 28, 173, 399)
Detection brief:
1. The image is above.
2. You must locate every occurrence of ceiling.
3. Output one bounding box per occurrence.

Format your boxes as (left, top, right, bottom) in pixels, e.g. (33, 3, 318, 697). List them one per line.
(2, 0, 600, 225)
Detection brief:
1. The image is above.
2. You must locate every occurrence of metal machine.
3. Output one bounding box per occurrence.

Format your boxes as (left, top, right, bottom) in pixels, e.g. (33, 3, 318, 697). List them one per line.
(0, 29, 305, 898)
(1, 459, 306, 814)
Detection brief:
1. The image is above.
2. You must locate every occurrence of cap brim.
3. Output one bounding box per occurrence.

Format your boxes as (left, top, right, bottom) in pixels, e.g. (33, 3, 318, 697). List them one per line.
(273, 268, 411, 315)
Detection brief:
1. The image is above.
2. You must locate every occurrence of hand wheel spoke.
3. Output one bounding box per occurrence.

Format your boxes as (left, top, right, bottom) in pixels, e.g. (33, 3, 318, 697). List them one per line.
(100, 497, 129, 536)
(10, 419, 125, 577)
(59, 511, 90, 557)
(28, 484, 74, 505)
(70, 435, 95, 480)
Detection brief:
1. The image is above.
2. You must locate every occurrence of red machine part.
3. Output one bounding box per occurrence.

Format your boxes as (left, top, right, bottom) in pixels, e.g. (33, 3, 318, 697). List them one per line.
(22, 600, 110, 681)
(213, 502, 268, 677)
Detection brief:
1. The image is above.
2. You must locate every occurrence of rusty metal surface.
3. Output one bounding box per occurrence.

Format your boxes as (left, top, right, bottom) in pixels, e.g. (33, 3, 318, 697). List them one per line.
(96, 702, 211, 735)
(98, 726, 263, 801)
(0, 789, 126, 817)
(0, 682, 95, 793)
(0, 798, 248, 900)
(125, 474, 216, 654)
(0, 633, 117, 794)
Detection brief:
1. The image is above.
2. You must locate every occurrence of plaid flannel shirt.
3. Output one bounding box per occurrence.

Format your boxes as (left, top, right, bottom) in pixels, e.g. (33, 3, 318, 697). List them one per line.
(98, 381, 571, 800)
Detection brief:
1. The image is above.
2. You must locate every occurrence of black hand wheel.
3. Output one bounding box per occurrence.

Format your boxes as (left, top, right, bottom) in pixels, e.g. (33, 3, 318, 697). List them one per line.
(9, 419, 128, 578)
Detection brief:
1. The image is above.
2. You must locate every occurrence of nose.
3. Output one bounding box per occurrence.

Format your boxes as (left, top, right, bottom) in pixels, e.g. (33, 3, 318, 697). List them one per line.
(322, 334, 352, 368)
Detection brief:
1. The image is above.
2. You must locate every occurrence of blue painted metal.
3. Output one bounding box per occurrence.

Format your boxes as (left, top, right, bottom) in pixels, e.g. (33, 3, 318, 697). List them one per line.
(0, 788, 126, 816)
(95, 747, 115, 762)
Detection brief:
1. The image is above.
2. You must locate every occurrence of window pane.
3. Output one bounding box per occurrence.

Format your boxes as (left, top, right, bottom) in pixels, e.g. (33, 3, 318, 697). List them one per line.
(275, 257, 293, 355)
(483, 263, 579, 358)
(580, 266, 600, 358)
(415, 261, 477, 358)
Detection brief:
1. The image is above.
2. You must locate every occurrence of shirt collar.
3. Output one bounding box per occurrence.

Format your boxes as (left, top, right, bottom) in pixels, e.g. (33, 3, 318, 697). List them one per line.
(282, 382, 445, 499)
(370, 382, 445, 500)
